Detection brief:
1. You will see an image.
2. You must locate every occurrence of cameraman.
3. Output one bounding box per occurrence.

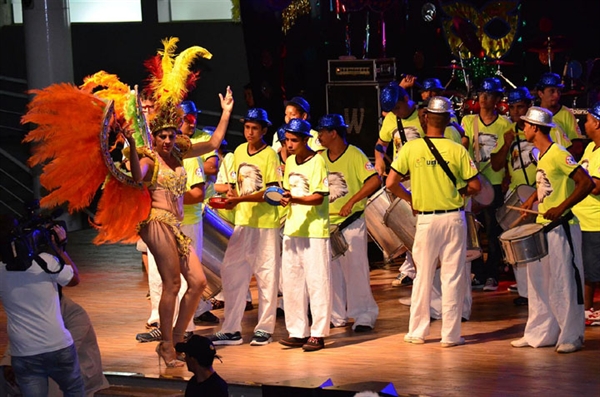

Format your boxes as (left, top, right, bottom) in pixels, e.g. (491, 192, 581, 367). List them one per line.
(0, 215, 85, 397)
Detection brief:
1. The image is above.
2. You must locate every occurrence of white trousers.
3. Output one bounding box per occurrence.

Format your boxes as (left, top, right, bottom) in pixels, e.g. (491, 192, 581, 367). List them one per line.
(523, 223, 584, 347)
(330, 218, 379, 329)
(431, 261, 472, 320)
(220, 226, 280, 334)
(399, 251, 416, 278)
(513, 263, 529, 298)
(408, 211, 467, 343)
(147, 222, 210, 331)
(281, 236, 332, 338)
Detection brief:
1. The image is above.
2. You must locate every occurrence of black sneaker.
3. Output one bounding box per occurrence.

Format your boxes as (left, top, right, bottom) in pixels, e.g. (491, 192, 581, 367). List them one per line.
(279, 336, 309, 348)
(210, 299, 225, 310)
(513, 297, 528, 306)
(391, 273, 413, 287)
(136, 328, 162, 343)
(145, 322, 159, 329)
(250, 330, 272, 346)
(471, 278, 485, 289)
(208, 331, 243, 346)
(194, 311, 220, 324)
(302, 337, 325, 351)
(184, 331, 194, 341)
(245, 301, 254, 311)
(354, 325, 373, 332)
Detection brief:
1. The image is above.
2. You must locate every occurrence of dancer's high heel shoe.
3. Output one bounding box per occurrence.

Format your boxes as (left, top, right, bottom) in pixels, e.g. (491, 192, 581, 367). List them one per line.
(155, 342, 185, 368)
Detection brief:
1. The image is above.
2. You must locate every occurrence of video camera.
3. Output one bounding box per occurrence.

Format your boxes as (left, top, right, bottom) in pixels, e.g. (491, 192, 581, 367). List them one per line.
(0, 200, 67, 272)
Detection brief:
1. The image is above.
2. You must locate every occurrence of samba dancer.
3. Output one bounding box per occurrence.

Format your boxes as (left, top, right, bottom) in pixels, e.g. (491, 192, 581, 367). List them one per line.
(318, 114, 381, 331)
(125, 86, 234, 367)
(572, 102, 600, 325)
(207, 108, 281, 346)
(387, 97, 481, 347)
(511, 107, 593, 353)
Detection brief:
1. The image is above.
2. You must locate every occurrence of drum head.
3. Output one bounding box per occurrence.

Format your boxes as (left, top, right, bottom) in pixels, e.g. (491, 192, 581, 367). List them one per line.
(500, 223, 543, 240)
(209, 197, 228, 209)
(264, 187, 284, 206)
(516, 185, 536, 203)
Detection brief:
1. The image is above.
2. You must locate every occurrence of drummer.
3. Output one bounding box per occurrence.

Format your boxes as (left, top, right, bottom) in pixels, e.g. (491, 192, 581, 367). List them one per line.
(387, 96, 481, 347)
(512, 107, 593, 353)
(317, 114, 381, 332)
(461, 77, 512, 291)
(572, 102, 600, 325)
(207, 108, 282, 347)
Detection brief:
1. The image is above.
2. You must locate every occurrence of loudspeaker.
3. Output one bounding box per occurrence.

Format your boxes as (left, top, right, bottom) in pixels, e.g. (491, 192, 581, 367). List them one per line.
(326, 83, 383, 157)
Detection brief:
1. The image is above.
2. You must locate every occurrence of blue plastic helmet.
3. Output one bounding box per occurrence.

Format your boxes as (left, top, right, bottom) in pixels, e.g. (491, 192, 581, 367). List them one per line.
(507, 87, 534, 104)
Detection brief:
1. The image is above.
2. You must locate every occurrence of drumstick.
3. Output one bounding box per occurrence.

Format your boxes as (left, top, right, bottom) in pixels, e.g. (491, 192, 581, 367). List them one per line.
(506, 205, 542, 215)
(508, 212, 528, 229)
(275, 163, 283, 189)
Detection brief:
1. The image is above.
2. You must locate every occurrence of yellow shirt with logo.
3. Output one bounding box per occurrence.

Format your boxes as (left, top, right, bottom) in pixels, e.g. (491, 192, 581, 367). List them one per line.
(572, 142, 600, 231)
(182, 157, 206, 226)
(535, 143, 580, 225)
(461, 114, 511, 185)
(507, 124, 537, 189)
(379, 109, 424, 160)
(553, 105, 583, 141)
(391, 137, 478, 212)
(232, 143, 280, 229)
(321, 145, 377, 225)
(283, 154, 329, 238)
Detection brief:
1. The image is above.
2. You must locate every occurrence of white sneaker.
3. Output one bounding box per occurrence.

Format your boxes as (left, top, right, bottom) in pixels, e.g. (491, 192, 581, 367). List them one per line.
(441, 337, 465, 348)
(398, 296, 412, 306)
(556, 341, 582, 354)
(511, 337, 530, 348)
(403, 334, 425, 344)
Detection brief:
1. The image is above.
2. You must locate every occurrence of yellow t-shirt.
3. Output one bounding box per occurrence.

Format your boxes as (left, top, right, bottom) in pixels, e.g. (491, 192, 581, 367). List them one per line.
(283, 153, 329, 238)
(232, 143, 280, 229)
(215, 152, 236, 224)
(553, 105, 583, 141)
(182, 156, 206, 226)
(536, 143, 580, 224)
(461, 114, 511, 185)
(391, 137, 478, 212)
(550, 124, 572, 149)
(444, 124, 462, 144)
(572, 142, 600, 231)
(191, 129, 218, 200)
(321, 145, 378, 225)
(272, 129, 324, 155)
(378, 109, 424, 160)
(507, 124, 537, 189)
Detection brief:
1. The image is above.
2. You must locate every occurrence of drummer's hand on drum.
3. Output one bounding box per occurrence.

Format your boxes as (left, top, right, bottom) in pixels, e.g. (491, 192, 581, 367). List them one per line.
(339, 201, 354, 217)
(542, 206, 563, 221)
(280, 191, 291, 207)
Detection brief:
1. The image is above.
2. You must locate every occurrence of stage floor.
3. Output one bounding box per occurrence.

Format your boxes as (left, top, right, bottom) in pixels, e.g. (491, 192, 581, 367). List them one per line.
(1, 229, 599, 396)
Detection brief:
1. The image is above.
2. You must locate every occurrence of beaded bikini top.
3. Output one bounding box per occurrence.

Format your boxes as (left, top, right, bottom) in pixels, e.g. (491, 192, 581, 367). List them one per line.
(151, 155, 187, 198)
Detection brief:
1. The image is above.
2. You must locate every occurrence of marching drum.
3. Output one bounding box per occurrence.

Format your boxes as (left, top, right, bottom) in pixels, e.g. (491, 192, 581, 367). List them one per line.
(496, 185, 537, 230)
(364, 188, 408, 262)
(201, 206, 234, 299)
(499, 223, 548, 265)
(465, 212, 482, 261)
(383, 196, 417, 251)
(330, 225, 349, 260)
(473, 173, 495, 208)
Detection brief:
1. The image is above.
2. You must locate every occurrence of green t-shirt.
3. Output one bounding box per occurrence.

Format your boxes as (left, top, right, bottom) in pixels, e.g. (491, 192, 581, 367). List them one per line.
(321, 145, 377, 225)
(232, 143, 280, 229)
(461, 114, 511, 185)
(182, 157, 206, 226)
(553, 105, 583, 141)
(572, 142, 600, 231)
(378, 109, 424, 160)
(391, 137, 478, 212)
(283, 153, 329, 238)
(507, 124, 537, 189)
(536, 143, 580, 224)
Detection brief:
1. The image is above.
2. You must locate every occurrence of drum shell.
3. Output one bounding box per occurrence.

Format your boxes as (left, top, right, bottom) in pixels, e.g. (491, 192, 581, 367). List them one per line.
(499, 224, 548, 265)
(473, 173, 495, 207)
(465, 212, 482, 261)
(329, 225, 349, 260)
(364, 188, 408, 261)
(201, 207, 233, 299)
(383, 196, 417, 252)
(496, 185, 537, 230)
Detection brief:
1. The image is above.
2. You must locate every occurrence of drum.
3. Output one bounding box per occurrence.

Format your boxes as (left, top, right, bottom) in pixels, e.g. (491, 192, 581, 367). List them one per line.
(383, 196, 417, 252)
(330, 225, 349, 260)
(201, 207, 234, 299)
(463, 98, 480, 115)
(499, 223, 548, 265)
(496, 99, 509, 115)
(473, 173, 494, 207)
(208, 196, 228, 209)
(264, 186, 285, 206)
(496, 185, 537, 230)
(465, 212, 482, 261)
(364, 187, 408, 262)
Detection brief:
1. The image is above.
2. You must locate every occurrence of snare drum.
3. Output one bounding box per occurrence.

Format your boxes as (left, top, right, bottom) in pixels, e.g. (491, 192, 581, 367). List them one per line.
(499, 223, 548, 265)
(364, 188, 408, 261)
(496, 185, 537, 230)
(383, 196, 417, 252)
(264, 186, 285, 206)
(330, 225, 349, 260)
(465, 212, 482, 261)
(473, 173, 494, 207)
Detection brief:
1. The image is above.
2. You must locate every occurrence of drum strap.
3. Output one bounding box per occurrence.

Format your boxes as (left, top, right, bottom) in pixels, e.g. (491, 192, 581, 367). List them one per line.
(473, 117, 481, 164)
(514, 132, 531, 186)
(543, 212, 584, 305)
(423, 137, 457, 187)
(396, 116, 408, 145)
(338, 210, 364, 232)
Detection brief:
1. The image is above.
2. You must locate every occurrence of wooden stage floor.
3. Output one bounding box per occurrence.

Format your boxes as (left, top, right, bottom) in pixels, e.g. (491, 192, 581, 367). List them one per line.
(1, 229, 599, 396)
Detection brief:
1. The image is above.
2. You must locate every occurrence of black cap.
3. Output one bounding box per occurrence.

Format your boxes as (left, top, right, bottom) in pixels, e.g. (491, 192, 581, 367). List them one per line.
(175, 335, 221, 367)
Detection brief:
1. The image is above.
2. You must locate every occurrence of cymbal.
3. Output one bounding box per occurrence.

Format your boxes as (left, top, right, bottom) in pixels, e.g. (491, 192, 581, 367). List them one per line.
(437, 64, 470, 70)
(561, 89, 583, 96)
(525, 35, 572, 53)
(486, 59, 516, 66)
